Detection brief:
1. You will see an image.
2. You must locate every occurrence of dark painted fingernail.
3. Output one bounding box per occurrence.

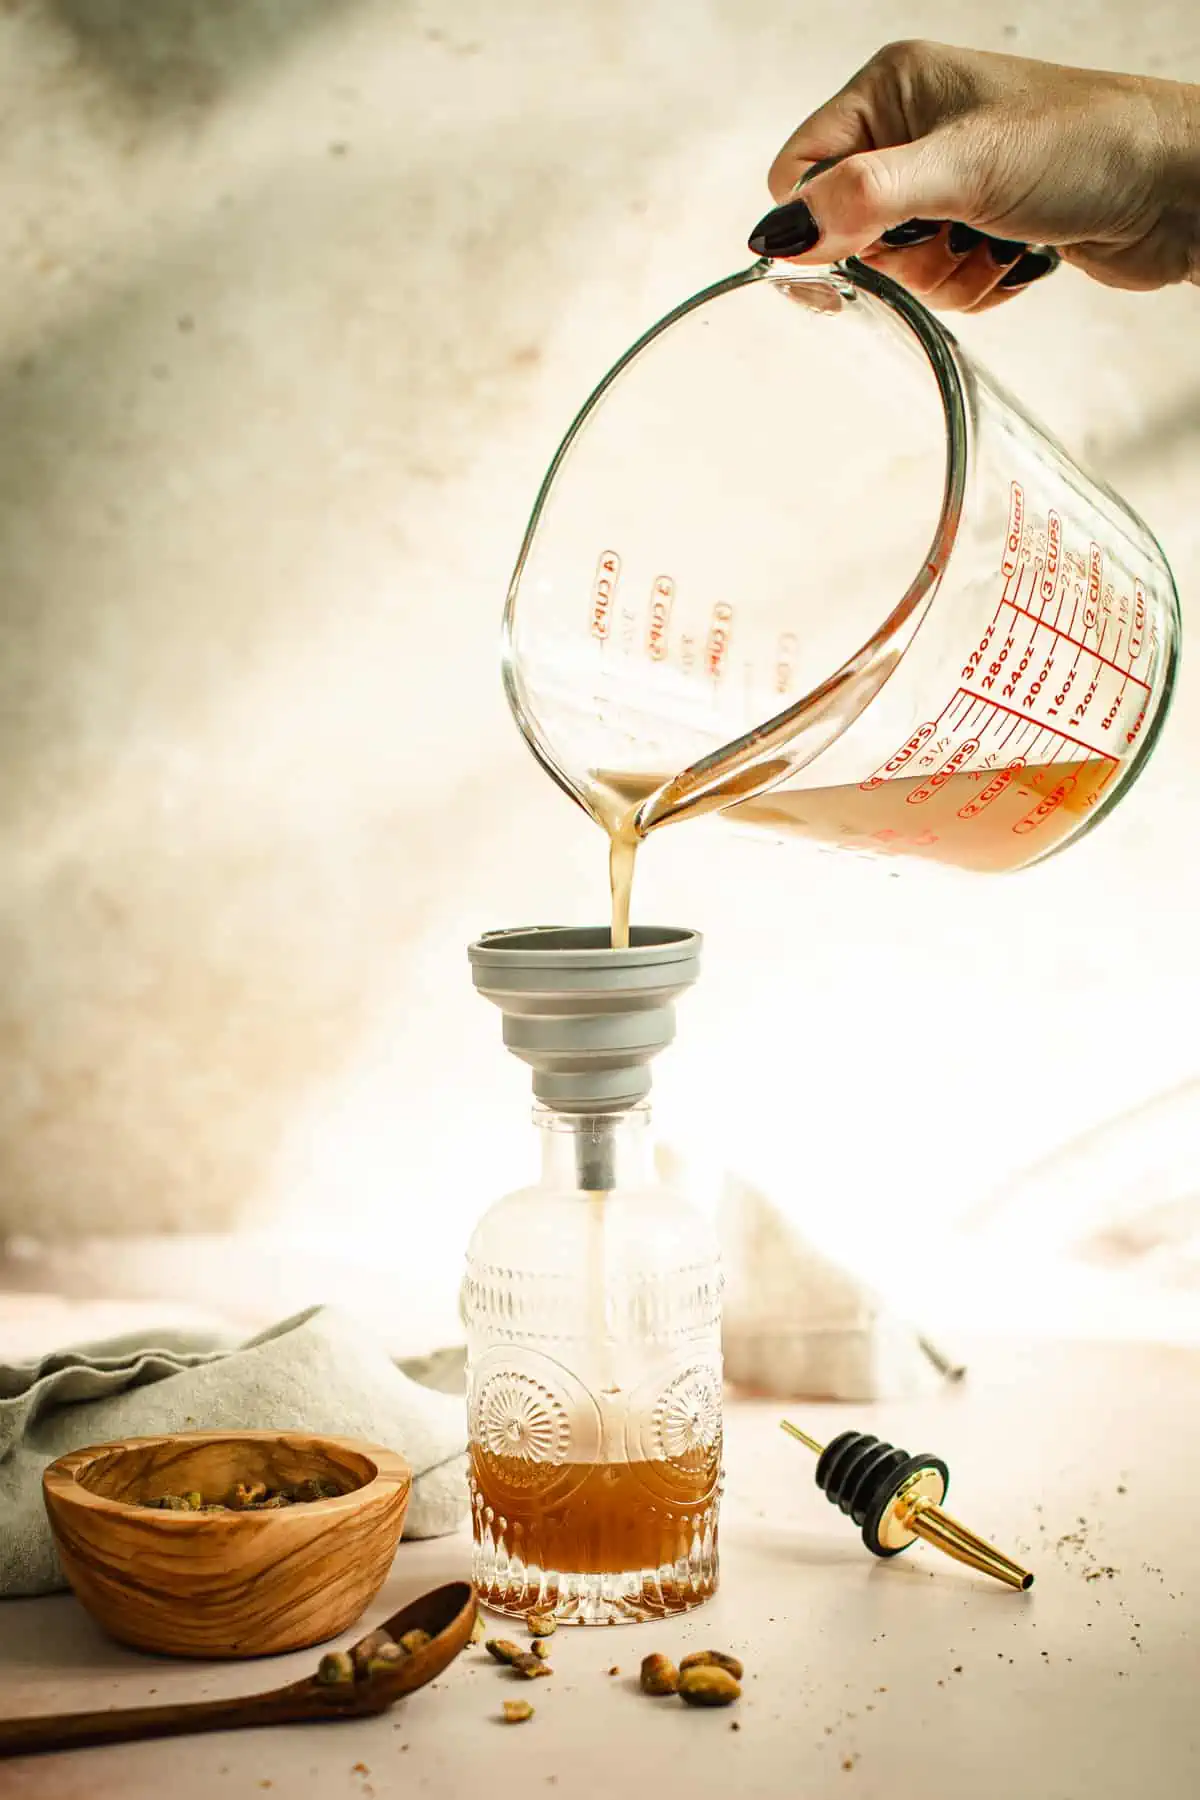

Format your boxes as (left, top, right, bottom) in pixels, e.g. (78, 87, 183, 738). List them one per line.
(985, 235, 1026, 265)
(878, 218, 941, 248)
(947, 223, 985, 256)
(997, 247, 1061, 289)
(748, 198, 821, 258)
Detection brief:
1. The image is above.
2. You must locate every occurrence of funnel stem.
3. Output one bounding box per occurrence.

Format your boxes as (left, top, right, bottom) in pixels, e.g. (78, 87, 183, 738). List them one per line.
(537, 1108, 651, 1192)
(575, 1127, 618, 1193)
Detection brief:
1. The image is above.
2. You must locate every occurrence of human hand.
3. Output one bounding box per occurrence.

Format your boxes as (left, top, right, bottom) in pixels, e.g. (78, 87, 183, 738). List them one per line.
(749, 41, 1200, 310)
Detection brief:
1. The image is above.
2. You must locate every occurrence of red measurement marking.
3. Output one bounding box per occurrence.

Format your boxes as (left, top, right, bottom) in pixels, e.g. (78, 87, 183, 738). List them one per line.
(1125, 699, 1148, 747)
(1040, 512, 1061, 609)
(957, 758, 1025, 820)
(999, 598, 1151, 689)
(1068, 667, 1101, 729)
(860, 722, 937, 791)
(954, 689, 1112, 761)
(1084, 543, 1103, 633)
(907, 739, 979, 806)
(1086, 760, 1119, 806)
(915, 732, 954, 772)
(1050, 566, 1070, 630)
(1027, 564, 1043, 625)
(646, 575, 673, 662)
(868, 828, 940, 852)
(705, 603, 733, 679)
(996, 715, 1025, 755)
(1130, 581, 1145, 661)
(590, 550, 620, 641)
(962, 623, 996, 682)
(1001, 482, 1024, 579)
(1012, 770, 1080, 836)
(999, 613, 1045, 701)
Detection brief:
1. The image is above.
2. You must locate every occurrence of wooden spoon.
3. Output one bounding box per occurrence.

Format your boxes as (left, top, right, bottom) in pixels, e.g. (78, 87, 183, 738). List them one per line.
(0, 1580, 477, 1759)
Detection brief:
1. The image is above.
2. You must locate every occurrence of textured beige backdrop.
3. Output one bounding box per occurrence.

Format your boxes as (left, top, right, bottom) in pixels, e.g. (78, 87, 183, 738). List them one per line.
(0, 3, 1196, 1338)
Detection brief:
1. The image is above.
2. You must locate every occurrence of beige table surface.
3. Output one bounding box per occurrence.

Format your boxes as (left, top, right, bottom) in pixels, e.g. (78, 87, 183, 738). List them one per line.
(1, 1338, 1196, 1800)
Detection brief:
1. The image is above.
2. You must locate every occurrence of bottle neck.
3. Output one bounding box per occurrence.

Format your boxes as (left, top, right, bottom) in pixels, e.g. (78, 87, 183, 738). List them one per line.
(535, 1104, 654, 1194)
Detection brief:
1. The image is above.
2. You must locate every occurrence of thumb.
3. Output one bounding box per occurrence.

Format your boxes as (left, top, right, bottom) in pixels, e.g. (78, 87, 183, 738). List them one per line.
(767, 94, 874, 206)
(753, 130, 983, 263)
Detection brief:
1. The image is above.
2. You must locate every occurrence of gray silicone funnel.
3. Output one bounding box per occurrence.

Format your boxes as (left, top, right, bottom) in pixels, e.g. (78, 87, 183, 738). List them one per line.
(468, 925, 701, 1113)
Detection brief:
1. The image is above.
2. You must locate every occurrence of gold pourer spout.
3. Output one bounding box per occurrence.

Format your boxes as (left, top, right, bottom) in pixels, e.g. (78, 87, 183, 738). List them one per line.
(902, 1494, 1034, 1592)
(779, 1418, 1035, 1592)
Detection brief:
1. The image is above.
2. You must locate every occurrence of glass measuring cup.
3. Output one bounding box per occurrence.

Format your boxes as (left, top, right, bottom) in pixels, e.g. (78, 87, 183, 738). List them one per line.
(502, 258, 1180, 873)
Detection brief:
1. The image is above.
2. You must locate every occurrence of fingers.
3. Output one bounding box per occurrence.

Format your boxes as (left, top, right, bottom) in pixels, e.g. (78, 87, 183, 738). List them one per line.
(962, 248, 1063, 310)
(751, 128, 997, 267)
(766, 83, 881, 206)
(756, 40, 1169, 299)
(765, 37, 963, 203)
(858, 224, 1028, 311)
(858, 233, 1061, 310)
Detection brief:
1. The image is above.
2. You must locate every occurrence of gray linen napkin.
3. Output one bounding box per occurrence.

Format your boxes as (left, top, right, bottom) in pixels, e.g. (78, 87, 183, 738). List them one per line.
(0, 1303, 467, 1597)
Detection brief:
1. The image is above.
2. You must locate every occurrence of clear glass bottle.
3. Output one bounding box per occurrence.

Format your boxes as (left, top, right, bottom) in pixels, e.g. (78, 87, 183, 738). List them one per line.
(463, 1102, 723, 1625)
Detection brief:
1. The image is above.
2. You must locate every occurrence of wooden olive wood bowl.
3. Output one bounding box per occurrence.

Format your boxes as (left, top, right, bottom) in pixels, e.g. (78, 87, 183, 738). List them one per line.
(43, 1431, 412, 1659)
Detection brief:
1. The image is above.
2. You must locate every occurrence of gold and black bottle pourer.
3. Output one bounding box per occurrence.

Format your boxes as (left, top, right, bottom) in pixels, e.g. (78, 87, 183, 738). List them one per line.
(781, 1420, 1034, 1592)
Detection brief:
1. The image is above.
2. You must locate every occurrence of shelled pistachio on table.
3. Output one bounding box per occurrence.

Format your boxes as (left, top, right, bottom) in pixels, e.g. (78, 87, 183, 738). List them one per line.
(485, 1634, 553, 1680)
(484, 1617, 744, 1723)
(641, 1649, 743, 1707)
(486, 1614, 551, 1720)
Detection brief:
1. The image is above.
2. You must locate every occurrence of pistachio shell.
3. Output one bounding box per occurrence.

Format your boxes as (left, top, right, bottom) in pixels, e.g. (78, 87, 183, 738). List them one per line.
(679, 1649, 744, 1682)
(640, 1653, 679, 1696)
(315, 1651, 356, 1687)
(678, 1665, 741, 1708)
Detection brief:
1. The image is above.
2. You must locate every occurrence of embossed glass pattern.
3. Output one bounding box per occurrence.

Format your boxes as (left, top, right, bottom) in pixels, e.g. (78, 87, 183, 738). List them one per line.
(463, 1105, 723, 1624)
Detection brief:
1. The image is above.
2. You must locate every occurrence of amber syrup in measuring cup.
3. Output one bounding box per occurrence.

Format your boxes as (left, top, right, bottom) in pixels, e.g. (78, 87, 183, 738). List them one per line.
(597, 753, 1115, 946)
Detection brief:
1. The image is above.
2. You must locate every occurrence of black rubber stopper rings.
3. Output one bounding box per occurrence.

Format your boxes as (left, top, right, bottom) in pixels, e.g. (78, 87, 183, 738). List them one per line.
(814, 1430, 950, 1559)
